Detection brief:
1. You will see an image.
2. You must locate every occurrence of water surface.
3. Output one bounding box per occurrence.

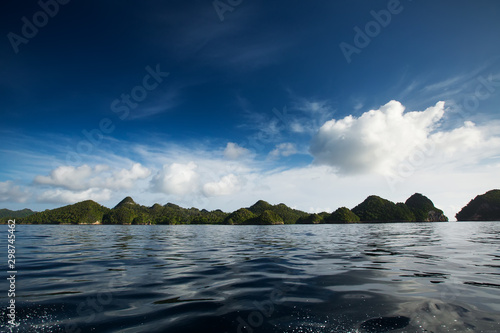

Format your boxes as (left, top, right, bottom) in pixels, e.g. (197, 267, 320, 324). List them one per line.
(1, 223, 499, 332)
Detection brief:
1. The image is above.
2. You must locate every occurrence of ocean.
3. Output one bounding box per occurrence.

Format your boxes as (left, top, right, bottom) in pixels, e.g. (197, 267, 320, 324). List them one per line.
(1, 223, 499, 332)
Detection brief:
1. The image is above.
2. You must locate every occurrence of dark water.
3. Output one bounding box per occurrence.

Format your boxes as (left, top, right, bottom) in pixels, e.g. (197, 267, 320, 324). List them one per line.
(1, 223, 500, 333)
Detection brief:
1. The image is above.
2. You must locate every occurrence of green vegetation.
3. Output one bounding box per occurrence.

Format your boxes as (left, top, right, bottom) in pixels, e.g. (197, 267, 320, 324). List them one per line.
(296, 213, 324, 224)
(456, 189, 500, 221)
(0, 208, 35, 219)
(0, 208, 36, 224)
(405, 193, 447, 222)
(352, 196, 416, 222)
(271, 203, 309, 224)
(325, 207, 360, 223)
(224, 208, 256, 225)
(247, 200, 273, 215)
(19, 200, 110, 224)
(114, 196, 137, 208)
(191, 209, 228, 225)
(4, 192, 453, 225)
(103, 206, 142, 224)
(249, 210, 284, 225)
(351, 194, 448, 222)
(247, 200, 308, 224)
(103, 199, 228, 225)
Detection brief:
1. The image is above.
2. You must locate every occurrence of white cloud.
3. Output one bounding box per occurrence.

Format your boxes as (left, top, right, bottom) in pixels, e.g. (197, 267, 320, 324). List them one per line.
(310, 100, 446, 174)
(151, 162, 200, 195)
(38, 188, 112, 204)
(290, 122, 306, 133)
(35, 165, 94, 190)
(0, 181, 30, 203)
(203, 174, 241, 197)
(34, 163, 151, 191)
(4, 104, 499, 220)
(224, 142, 250, 160)
(432, 121, 488, 158)
(295, 99, 330, 114)
(100, 163, 151, 190)
(269, 143, 298, 158)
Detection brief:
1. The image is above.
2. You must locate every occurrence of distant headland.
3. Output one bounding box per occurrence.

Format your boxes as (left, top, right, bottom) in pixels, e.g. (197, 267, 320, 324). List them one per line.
(455, 190, 500, 221)
(2, 190, 499, 225)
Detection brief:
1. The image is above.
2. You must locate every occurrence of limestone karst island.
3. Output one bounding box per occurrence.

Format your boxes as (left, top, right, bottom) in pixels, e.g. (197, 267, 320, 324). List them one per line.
(2, 190, 500, 225)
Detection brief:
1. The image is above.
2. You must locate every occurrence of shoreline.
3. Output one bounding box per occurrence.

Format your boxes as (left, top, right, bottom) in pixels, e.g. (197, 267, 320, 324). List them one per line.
(5, 221, 492, 226)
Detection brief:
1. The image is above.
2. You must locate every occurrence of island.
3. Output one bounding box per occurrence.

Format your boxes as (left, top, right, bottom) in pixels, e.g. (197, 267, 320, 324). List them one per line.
(1, 193, 451, 225)
(456, 189, 500, 221)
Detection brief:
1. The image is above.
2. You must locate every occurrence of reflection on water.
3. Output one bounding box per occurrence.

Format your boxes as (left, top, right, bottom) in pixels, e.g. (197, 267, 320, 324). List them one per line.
(0, 223, 499, 332)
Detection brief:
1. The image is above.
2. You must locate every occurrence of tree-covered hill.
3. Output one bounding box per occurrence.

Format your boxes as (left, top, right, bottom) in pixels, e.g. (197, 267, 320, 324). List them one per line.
(0, 208, 35, 218)
(102, 198, 228, 225)
(352, 195, 416, 222)
(247, 200, 274, 215)
(19, 200, 110, 224)
(5, 192, 452, 224)
(246, 200, 308, 224)
(325, 207, 360, 223)
(114, 196, 138, 209)
(296, 213, 324, 224)
(224, 208, 256, 225)
(405, 193, 447, 222)
(456, 190, 500, 221)
(0, 208, 36, 224)
(248, 210, 284, 225)
(351, 194, 448, 222)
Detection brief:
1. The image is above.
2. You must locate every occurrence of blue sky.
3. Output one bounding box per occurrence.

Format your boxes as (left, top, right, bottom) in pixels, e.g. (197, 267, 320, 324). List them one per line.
(1, 0, 500, 219)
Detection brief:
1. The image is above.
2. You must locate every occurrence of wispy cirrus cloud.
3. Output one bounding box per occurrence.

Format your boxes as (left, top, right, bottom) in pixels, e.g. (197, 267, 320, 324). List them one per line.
(151, 2, 296, 70)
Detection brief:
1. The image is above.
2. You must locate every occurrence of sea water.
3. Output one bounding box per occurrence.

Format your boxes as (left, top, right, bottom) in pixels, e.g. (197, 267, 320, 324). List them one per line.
(1, 222, 499, 332)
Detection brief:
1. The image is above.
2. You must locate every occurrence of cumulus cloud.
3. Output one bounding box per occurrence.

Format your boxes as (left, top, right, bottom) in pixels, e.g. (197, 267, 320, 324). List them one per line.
(269, 143, 298, 158)
(203, 174, 241, 197)
(151, 162, 199, 195)
(310, 100, 446, 174)
(35, 165, 94, 190)
(38, 188, 112, 204)
(432, 121, 484, 158)
(224, 142, 250, 160)
(100, 163, 151, 190)
(0, 181, 30, 203)
(34, 163, 151, 191)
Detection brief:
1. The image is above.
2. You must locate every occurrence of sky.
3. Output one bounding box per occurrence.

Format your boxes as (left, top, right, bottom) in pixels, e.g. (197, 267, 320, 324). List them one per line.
(1, 0, 500, 220)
